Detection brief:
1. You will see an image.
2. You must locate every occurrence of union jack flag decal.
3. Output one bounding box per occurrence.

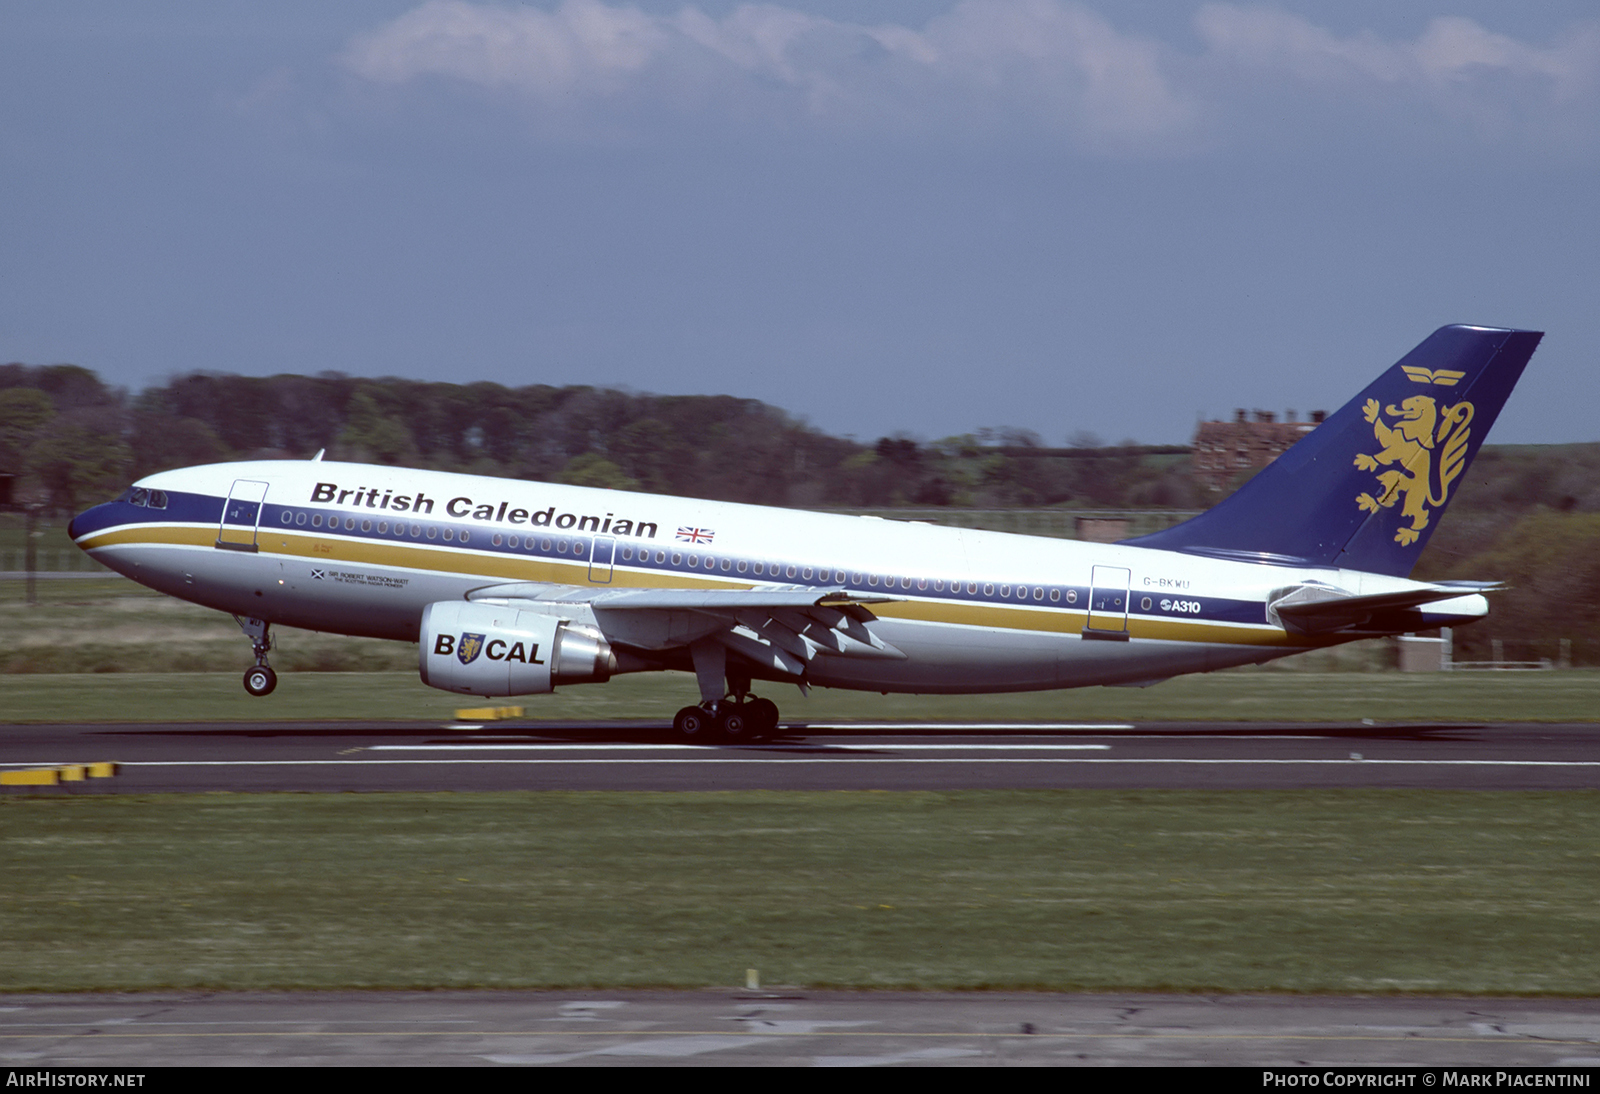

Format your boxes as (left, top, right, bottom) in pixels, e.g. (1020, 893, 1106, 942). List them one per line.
(677, 526, 715, 544)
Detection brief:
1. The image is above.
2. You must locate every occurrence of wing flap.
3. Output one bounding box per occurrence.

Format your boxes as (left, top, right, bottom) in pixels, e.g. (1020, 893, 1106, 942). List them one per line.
(465, 582, 905, 660)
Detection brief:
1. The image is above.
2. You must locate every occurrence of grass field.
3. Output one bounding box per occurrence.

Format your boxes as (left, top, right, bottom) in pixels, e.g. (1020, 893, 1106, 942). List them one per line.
(3, 790, 1597, 994)
(3, 668, 1598, 724)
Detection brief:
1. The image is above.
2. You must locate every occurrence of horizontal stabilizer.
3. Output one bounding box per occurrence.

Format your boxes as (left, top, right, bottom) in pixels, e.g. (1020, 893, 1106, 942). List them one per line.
(1268, 583, 1496, 634)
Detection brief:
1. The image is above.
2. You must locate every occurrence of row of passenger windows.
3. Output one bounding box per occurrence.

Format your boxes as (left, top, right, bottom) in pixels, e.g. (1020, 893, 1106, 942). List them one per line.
(278, 507, 1082, 604)
(279, 509, 593, 554)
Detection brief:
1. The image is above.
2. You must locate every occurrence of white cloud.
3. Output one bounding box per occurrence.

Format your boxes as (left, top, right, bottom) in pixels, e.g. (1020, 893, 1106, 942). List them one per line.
(342, 0, 1194, 149)
(344, 0, 668, 95)
(340, 1, 1600, 151)
(1194, 5, 1600, 100)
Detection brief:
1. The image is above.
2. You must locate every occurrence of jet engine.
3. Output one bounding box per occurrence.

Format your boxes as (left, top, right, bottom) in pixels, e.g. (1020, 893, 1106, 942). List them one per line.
(419, 601, 617, 697)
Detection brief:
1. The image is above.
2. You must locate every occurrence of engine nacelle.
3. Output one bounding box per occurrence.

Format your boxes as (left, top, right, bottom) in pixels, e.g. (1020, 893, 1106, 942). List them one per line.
(419, 601, 617, 697)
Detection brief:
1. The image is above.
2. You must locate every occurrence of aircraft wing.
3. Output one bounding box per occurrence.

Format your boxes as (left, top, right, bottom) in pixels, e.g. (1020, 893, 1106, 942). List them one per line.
(466, 582, 906, 677)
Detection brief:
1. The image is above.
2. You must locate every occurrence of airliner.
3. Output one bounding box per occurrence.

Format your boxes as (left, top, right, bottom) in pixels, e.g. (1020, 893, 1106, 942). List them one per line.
(70, 325, 1541, 740)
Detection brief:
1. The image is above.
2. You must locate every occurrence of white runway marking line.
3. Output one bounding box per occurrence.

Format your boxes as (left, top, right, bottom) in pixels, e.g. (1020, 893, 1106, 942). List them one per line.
(801, 723, 1136, 730)
(366, 743, 1114, 752)
(86, 758, 1600, 768)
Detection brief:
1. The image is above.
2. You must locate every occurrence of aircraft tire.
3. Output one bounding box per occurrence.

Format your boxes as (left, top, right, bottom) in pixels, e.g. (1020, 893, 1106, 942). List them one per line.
(243, 665, 277, 697)
(673, 705, 713, 742)
(747, 697, 779, 738)
(718, 706, 751, 743)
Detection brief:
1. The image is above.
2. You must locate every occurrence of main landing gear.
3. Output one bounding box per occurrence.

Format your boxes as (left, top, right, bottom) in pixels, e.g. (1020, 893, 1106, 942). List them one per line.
(672, 696, 780, 743)
(675, 638, 782, 742)
(234, 615, 277, 697)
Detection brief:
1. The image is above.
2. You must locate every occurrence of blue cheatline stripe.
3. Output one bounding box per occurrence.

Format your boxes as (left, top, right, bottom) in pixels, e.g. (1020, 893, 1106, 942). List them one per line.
(79, 494, 1279, 635)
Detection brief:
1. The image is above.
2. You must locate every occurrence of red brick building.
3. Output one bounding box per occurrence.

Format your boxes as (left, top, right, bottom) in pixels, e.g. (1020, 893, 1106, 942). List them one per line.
(1191, 409, 1325, 494)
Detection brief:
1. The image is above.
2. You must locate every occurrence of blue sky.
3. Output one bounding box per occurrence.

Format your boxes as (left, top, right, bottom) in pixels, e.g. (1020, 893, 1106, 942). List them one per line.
(3, 2, 1596, 445)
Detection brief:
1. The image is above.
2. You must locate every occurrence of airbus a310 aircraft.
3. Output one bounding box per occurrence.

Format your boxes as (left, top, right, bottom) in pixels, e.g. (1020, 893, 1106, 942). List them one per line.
(70, 325, 1541, 740)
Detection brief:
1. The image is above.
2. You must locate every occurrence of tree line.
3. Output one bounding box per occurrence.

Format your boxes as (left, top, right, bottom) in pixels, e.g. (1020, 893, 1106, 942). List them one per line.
(0, 363, 1198, 515)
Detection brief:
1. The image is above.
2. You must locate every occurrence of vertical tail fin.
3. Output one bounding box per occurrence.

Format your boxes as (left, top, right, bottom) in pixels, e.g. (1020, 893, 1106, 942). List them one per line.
(1122, 325, 1543, 577)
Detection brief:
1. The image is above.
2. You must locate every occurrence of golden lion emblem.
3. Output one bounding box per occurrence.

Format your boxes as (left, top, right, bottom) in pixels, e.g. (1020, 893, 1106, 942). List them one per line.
(1353, 395, 1474, 545)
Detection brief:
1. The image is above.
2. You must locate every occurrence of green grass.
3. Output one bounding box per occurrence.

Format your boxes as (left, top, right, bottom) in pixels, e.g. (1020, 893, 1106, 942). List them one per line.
(3, 669, 1599, 724)
(0, 578, 414, 674)
(3, 790, 1597, 994)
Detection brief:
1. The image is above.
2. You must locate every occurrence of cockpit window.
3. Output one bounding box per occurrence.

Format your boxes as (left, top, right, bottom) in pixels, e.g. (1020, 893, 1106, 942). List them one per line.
(121, 487, 168, 509)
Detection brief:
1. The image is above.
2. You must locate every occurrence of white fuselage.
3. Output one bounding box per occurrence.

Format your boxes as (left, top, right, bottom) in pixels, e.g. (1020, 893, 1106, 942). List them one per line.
(71, 459, 1485, 694)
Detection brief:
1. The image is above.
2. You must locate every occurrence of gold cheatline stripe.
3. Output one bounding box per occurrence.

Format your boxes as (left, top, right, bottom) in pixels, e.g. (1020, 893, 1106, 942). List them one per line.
(82, 522, 1310, 648)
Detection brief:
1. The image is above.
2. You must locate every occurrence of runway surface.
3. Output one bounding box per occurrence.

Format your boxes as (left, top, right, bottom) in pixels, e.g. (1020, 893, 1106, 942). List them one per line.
(4, 990, 1599, 1067)
(4, 719, 1600, 791)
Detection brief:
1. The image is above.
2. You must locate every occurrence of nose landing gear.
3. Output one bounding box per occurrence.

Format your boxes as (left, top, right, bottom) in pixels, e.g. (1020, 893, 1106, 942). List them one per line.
(233, 615, 277, 697)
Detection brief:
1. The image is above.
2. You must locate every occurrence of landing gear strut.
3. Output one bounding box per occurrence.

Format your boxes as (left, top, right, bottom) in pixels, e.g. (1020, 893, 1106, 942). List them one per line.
(675, 640, 782, 742)
(234, 615, 277, 697)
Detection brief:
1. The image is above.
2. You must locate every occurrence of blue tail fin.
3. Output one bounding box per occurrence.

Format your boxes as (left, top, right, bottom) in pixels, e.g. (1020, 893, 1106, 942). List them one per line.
(1123, 325, 1543, 577)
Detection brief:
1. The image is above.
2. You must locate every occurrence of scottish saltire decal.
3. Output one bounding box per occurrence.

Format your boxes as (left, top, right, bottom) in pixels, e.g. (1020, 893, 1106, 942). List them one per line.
(677, 527, 715, 544)
(456, 632, 486, 665)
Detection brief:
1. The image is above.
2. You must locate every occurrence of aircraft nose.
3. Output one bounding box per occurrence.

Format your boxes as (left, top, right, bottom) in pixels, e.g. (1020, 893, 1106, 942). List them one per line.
(68, 501, 112, 542)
